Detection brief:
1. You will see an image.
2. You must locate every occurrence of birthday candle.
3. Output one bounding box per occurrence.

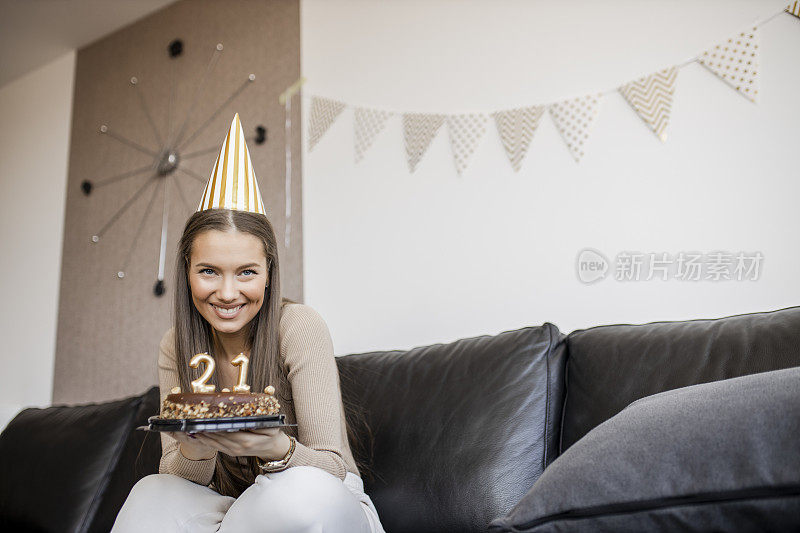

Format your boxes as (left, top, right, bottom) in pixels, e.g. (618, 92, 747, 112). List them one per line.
(231, 353, 251, 392)
(189, 353, 216, 393)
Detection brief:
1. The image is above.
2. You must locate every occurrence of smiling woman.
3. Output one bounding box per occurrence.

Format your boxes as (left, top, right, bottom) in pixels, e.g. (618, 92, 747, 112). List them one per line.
(189, 229, 269, 344)
(110, 115, 386, 533)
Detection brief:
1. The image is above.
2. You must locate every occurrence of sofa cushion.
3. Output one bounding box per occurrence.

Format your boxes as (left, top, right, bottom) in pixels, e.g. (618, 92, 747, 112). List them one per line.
(337, 323, 566, 533)
(87, 386, 161, 533)
(0, 390, 152, 533)
(561, 305, 800, 451)
(489, 366, 800, 532)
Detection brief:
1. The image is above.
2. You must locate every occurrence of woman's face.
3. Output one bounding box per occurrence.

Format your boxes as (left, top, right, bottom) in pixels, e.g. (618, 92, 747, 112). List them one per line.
(188, 229, 269, 336)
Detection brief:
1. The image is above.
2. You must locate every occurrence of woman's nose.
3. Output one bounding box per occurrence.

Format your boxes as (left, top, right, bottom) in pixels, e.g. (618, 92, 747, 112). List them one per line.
(218, 275, 239, 301)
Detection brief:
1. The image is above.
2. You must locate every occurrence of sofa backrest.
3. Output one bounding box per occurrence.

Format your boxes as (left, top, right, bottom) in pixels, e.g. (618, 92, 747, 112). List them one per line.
(89, 386, 161, 533)
(0, 387, 160, 533)
(560, 305, 800, 452)
(336, 322, 567, 533)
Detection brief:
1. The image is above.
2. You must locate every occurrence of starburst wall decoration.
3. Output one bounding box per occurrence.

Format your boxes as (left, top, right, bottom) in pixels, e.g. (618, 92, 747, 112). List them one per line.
(81, 39, 266, 297)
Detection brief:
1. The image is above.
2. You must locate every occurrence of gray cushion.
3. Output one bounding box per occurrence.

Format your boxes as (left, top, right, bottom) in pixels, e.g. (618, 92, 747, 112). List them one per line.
(489, 366, 800, 532)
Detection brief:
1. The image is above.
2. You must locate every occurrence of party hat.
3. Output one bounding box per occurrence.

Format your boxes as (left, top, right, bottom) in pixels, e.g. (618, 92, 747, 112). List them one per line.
(197, 113, 266, 215)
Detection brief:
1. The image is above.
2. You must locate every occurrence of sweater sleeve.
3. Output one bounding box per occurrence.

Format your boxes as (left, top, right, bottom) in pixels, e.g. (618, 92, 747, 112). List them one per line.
(265, 304, 349, 480)
(157, 327, 218, 486)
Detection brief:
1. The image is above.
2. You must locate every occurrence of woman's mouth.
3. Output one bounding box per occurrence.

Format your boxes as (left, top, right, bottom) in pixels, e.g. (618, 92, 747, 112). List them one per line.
(211, 304, 244, 319)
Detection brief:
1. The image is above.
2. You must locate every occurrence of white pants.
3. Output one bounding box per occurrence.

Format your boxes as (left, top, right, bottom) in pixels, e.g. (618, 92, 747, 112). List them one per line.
(111, 466, 386, 533)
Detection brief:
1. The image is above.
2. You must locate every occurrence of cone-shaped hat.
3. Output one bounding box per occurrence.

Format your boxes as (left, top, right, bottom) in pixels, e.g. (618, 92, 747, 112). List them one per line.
(197, 113, 266, 215)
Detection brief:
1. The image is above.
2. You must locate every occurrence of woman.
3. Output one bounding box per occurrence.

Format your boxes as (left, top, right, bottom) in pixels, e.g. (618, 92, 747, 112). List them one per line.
(112, 115, 385, 532)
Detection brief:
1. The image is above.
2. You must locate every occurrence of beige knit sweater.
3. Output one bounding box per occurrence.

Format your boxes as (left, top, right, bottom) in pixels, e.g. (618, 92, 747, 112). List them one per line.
(157, 303, 360, 487)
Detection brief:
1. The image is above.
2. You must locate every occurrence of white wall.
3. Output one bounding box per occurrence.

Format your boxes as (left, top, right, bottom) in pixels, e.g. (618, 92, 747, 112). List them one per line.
(300, 0, 800, 355)
(0, 52, 75, 431)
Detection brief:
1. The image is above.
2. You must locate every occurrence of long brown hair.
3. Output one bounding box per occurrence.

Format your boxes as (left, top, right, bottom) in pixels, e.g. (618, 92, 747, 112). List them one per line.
(170, 208, 372, 497)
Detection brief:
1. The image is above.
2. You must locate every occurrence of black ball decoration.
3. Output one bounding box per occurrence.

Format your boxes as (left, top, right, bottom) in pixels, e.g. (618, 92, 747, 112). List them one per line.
(153, 279, 166, 297)
(168, 39, 183, 58)
(255, 125, 266, 144)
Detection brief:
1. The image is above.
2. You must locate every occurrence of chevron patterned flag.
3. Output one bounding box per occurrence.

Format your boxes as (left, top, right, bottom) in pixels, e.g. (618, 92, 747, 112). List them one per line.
(549, 94, 602, 162)
(788, 2, 800, 18)
(698, 27, 760, 103)
(354, 107, 393, 163)
(491, 105, 545, 172)
(446, 113, 488, 176)
(619, 66, 678, 142)
(308, 96, 346, 151)
(403, 113, 445, 172)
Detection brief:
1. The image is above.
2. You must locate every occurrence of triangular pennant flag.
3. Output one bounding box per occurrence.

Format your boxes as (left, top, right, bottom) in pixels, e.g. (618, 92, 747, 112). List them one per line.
(308, 96, 346, 151)
(354, 107, 393, 163)
(698, 27, 759, 102)
(198, 113, 266, 215)
(491, 106, 545, 172)
(402, 113, 445, 173)
(788, 2, 800, 19)
(446, 114, 488, 176)
(619, 66, 678, 142)
(549, 94, 602, 162)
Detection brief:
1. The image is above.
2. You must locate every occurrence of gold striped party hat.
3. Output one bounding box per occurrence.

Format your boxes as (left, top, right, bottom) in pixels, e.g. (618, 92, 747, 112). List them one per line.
(197, 113, 266, 215)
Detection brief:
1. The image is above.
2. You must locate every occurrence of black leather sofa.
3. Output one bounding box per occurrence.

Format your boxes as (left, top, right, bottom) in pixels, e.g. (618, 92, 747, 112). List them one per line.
(2, 305, 799, 532)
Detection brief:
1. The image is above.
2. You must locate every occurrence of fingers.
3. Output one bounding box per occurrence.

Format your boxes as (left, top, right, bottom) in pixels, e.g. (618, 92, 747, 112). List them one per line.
(195, 432, 236, 456)
(169, 428, 279, 458)
(198, 430, 270, 456)
(165, 431, 190, 443)
(245, 427, 281, 436)
(199, 431, 244, 448)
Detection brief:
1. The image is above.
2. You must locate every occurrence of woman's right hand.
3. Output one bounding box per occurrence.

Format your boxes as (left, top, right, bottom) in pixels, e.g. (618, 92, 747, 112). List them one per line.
(166, 431, 217, 460)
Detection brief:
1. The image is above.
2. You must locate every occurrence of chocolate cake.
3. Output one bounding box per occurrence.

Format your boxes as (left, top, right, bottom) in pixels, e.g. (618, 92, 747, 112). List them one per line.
(160, 386, 280, 419)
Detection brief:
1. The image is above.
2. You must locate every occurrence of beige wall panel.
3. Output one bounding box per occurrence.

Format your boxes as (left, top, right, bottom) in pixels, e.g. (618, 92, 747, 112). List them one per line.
(54, 0, 301, 404)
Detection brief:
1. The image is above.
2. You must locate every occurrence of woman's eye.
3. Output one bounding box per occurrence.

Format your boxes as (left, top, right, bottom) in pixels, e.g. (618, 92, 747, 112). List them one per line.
(241, 269, 256, 276)
(200, 268, 215, 275)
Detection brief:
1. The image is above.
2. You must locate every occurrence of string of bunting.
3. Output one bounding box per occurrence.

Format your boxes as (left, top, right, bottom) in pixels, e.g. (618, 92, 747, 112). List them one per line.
(304, 4, 799, 175)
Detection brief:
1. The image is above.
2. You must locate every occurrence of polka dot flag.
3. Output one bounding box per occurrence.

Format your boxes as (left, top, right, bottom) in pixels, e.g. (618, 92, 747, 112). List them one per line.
(698, 27, 760, 103)
(354, 107, 393, 163)
(446, 114, 488, 176)
(548, 94, 602, 162)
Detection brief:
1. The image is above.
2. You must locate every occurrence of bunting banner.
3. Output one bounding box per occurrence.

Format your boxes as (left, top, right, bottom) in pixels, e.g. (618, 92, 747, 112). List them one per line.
(492, 106, 545, 172)
(549, 94, 602, 162)
(308, 96, 345, 151)
(354, 107, 393, 163)
(403, 113, 445, 173)
(446, 114, 489, 176)
(305, 6, 794, 175)
(698, 27, 760, 102)
(619, 66, 678, 142)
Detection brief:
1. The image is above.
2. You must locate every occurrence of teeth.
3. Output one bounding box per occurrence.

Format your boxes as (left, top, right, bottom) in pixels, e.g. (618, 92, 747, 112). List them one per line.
(213, 304, 242, 316)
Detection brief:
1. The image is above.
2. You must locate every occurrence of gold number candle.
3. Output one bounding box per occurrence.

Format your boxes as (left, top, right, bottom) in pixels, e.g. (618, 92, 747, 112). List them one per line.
(190, 353, 216, 393)
(231, 353, 251, 392)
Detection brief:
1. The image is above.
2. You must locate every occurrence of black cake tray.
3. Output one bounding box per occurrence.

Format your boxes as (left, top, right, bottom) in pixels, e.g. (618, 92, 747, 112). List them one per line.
(137, 413, 297, 433)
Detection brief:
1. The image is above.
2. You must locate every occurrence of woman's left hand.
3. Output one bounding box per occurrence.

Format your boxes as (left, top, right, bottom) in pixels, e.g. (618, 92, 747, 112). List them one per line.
(191, 427, 291, 460)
